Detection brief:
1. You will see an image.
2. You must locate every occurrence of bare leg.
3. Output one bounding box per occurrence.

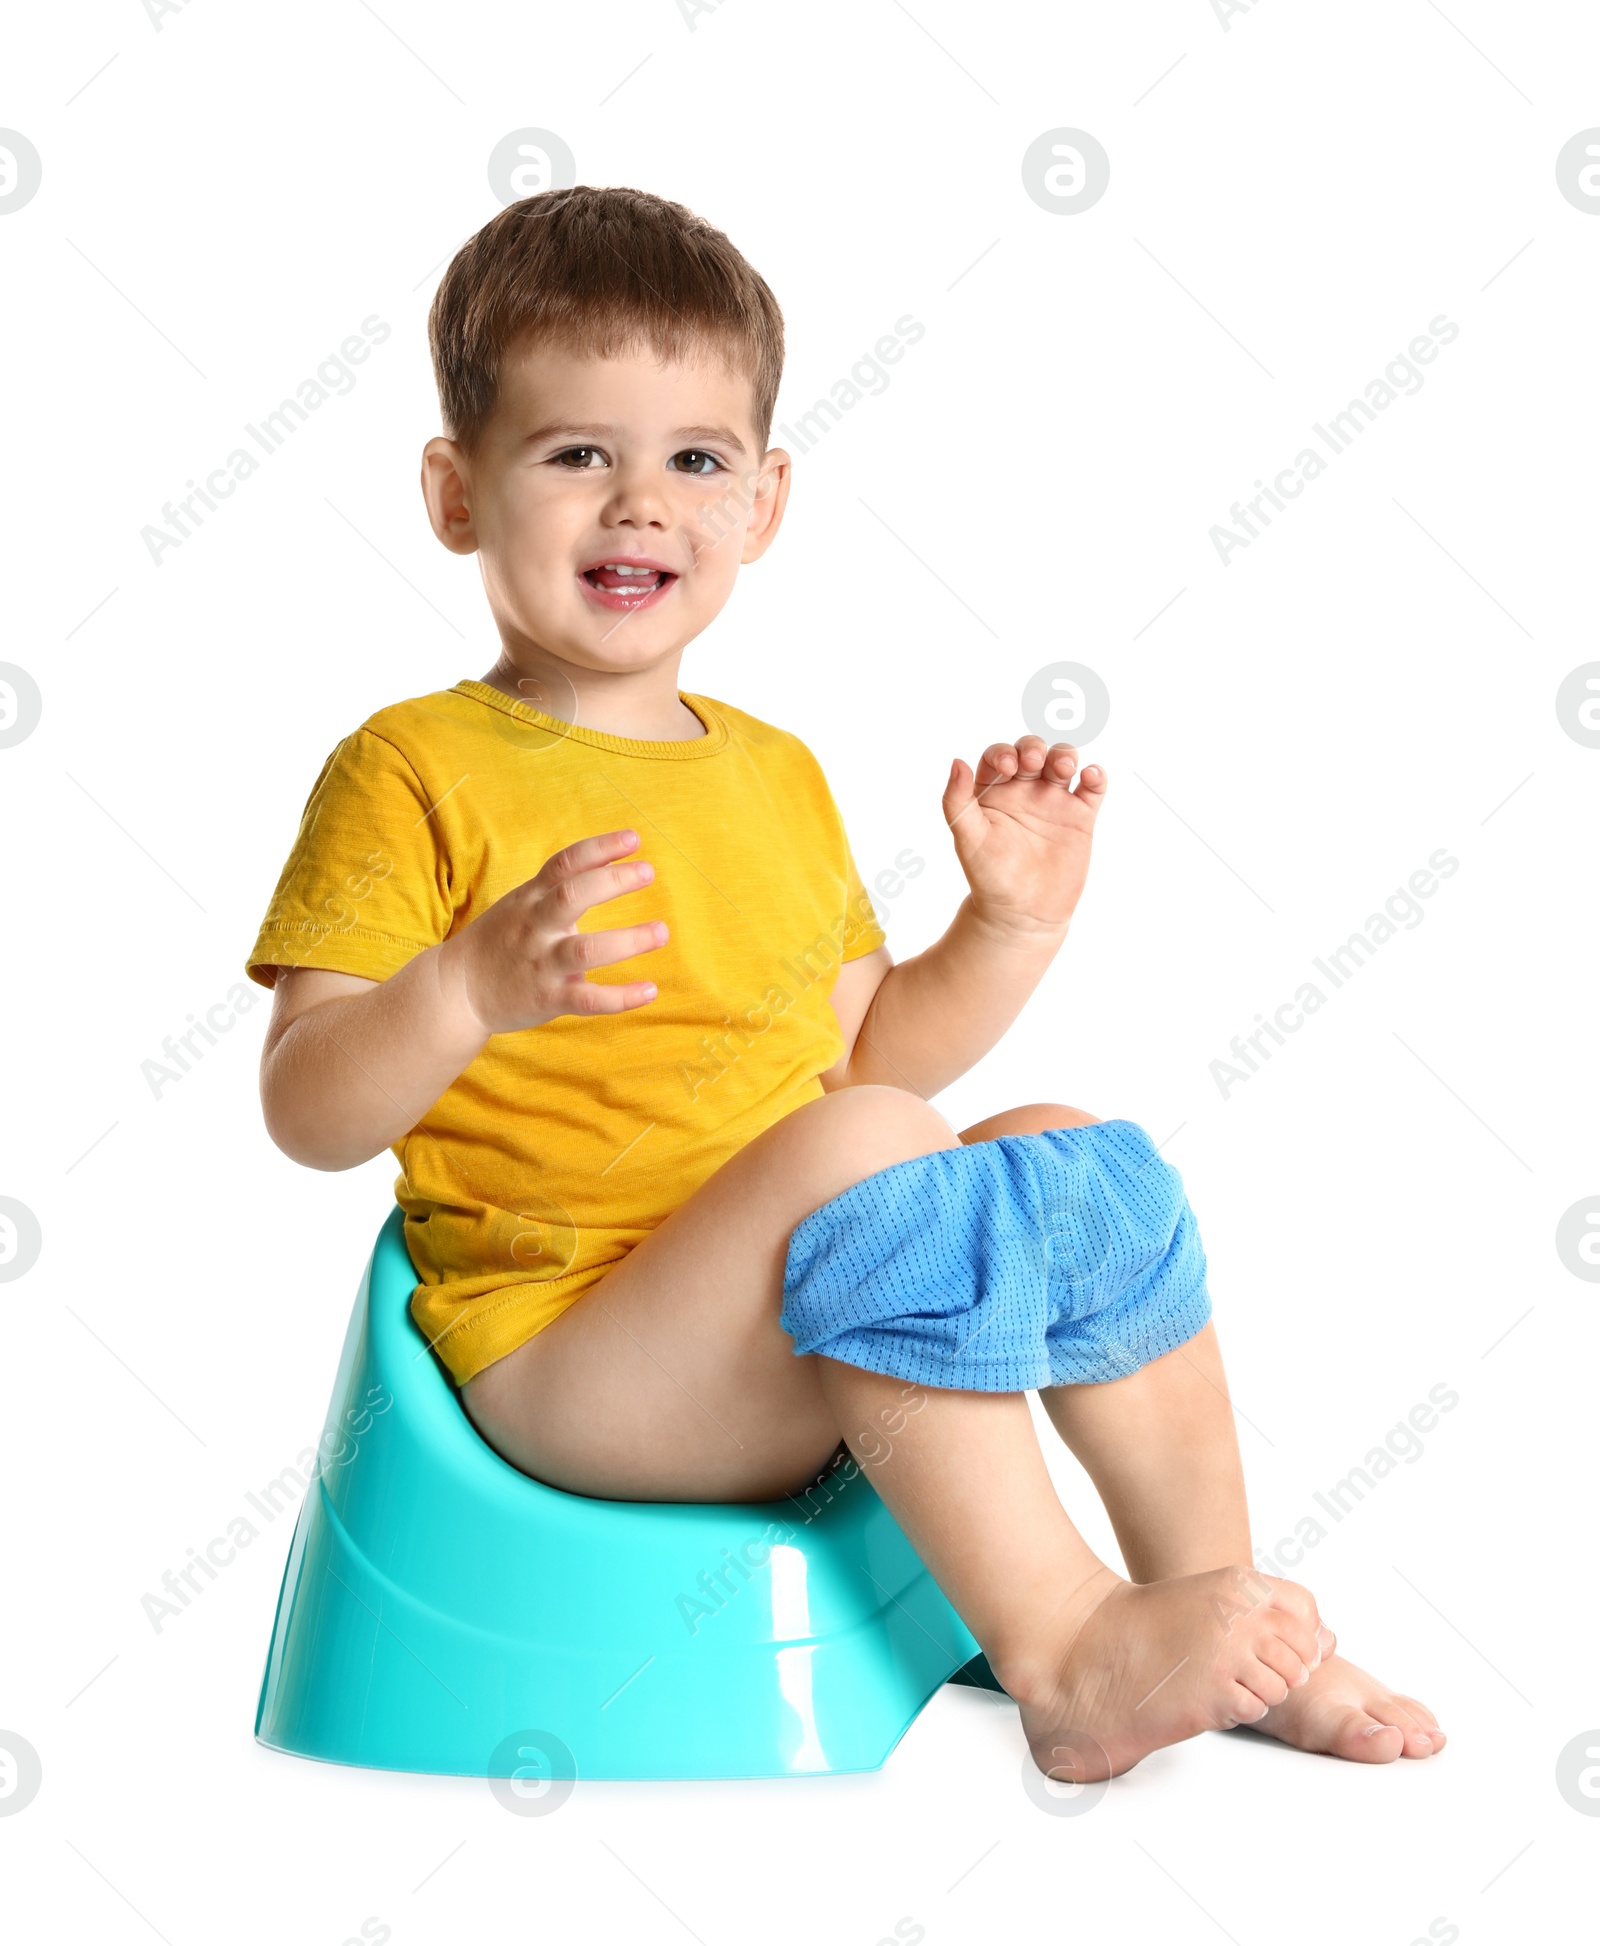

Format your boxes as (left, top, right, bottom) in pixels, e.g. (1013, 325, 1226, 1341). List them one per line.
(811, 1356, 1329, 1779)
(463, 1085, 958, 1503)
(960, 1100, 1446, 1764)
(466, 1084, 1328, 1779)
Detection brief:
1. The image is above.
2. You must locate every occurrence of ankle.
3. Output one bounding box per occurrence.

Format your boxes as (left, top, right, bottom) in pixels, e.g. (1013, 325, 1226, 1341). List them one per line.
(987, 1561, 1122, 1708)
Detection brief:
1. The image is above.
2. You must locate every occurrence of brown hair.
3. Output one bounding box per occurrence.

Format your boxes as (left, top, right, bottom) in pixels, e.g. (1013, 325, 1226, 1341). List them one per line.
(428, 185, 785, 457)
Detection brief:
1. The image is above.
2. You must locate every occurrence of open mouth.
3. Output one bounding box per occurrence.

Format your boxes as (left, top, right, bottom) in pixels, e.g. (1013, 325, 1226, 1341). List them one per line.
(579, 562, 677, 611)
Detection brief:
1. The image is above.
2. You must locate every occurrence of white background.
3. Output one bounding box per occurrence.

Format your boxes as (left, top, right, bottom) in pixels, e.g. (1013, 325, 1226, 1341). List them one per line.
(3, 1, 1597, 1940)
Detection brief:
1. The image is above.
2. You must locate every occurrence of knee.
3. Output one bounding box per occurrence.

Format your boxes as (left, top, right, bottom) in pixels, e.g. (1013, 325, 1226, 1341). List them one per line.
(789, 1085, 959, 1200)
(825, 1083, 959, 1163)
(959, 1101, 1101, 1144)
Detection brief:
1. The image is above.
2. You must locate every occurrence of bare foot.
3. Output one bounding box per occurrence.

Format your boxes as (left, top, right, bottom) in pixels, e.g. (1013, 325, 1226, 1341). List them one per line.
(1251, 1652, 1446, 1762)
(1001, 1564, 1332, 1782)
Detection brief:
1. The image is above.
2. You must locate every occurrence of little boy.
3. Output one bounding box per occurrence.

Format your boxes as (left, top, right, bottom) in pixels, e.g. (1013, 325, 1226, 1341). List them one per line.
(249, 185, 1442, 1783)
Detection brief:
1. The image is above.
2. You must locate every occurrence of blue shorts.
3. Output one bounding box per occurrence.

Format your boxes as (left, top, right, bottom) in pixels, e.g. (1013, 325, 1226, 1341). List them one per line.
(779, 1119, 1212, 1391)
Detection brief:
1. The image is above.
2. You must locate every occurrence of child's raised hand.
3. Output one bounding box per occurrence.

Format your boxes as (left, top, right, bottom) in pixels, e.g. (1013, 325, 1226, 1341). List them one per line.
(439, 828, 667, 1036)
(941, 737, 1107, 937)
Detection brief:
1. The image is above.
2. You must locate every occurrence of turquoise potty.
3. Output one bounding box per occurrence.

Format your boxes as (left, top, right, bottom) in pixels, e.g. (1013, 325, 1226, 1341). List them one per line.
(255, 1207, 993, 1780)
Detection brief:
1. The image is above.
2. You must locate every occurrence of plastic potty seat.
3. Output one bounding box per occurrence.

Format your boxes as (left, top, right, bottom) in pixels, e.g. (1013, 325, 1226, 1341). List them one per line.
(254, 1207, 991, 1780)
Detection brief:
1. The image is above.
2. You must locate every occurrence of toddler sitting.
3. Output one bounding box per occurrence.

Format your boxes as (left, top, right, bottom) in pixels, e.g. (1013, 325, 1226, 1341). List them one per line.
(250, 185, 1442, 1783)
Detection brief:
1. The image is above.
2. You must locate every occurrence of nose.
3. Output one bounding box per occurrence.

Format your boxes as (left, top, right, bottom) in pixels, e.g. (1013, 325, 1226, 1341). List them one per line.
(599, 455, 670, 532)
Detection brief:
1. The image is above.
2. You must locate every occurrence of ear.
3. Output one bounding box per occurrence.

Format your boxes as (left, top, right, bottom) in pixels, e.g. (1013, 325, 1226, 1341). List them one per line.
(739, 447, 792, 565)
(420, 437, 478, 555)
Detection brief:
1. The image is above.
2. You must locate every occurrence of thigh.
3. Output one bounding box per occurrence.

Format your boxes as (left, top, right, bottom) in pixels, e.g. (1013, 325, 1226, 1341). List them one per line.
(958, 1100, 1100, 1144)
(462, 1085, 960, 1503)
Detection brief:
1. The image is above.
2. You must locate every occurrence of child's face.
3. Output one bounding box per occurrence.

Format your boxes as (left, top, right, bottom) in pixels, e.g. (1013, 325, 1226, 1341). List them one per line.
(422, 339, 789, 679)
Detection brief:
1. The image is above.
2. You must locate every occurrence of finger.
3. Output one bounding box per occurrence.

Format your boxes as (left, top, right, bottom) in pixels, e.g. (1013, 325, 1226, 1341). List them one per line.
(539, 828, 642, 888)
(1219, 1681, 1270, 1728)
(559, 975, 661, 1017)
(971, 742, 1021, 793)
(1252, 1634, 1309, 1694)
(942, 755, 973, 814)
(941, 757, 985, 860)
(1012, 735, 1050, 775)
(550, 856, 656, 921)
(942, 757, 994, 870)
(1072, 762, 1109, 812)
(1043, 742, 1080, 784)
(1261, 1578, 1323, 1670)
(555, 920, 669, 974)
(1239, 1656, 1291, 1710)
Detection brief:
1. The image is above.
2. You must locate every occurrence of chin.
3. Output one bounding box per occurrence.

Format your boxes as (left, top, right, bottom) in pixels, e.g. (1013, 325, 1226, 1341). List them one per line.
(567, 630, 682, 672)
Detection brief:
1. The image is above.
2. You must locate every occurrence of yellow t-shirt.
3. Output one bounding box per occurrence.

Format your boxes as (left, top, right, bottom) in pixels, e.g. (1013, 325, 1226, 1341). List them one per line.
(246, 679, 886, 1385)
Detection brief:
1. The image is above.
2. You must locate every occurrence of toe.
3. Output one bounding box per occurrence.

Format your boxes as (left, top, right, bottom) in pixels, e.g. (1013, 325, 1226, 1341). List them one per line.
(1342, 1683, 1446, 1758)
(1326, 1706, 1405, 1764)
(1393, 1712, 1448, 1759)
(1387, 1697, 1446, 1757)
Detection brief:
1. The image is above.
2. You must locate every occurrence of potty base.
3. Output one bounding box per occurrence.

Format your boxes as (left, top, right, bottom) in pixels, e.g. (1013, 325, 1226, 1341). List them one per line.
(255, 1208, 986, 1780)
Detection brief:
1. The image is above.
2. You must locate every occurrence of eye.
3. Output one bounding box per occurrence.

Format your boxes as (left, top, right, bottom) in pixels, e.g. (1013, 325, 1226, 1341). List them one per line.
(551, 445, 607, 469)
(670, 449, 724, 477)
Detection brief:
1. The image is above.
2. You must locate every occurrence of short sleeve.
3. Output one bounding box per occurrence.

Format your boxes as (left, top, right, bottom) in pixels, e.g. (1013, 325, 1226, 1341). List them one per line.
(840, 835, 888, 961)
(245, 728, 454, 988)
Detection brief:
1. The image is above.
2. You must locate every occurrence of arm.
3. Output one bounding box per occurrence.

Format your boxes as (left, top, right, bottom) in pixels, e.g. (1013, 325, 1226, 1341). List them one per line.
(260, 957, 483, 1171)
(258, 829, 668, 1170)
(823, 736, 1106, 1099)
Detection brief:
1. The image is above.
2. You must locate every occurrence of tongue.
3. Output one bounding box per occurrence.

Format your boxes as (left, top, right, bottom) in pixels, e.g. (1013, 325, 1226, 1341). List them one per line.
(592, 567, 662, 591)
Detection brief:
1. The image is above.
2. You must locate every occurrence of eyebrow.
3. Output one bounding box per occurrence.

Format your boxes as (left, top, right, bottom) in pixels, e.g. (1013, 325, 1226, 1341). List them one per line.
(523, 421, 749, 456)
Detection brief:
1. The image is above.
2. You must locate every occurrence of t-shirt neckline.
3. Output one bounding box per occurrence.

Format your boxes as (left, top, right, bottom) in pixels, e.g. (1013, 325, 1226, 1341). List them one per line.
(451, 679, 729, 759)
